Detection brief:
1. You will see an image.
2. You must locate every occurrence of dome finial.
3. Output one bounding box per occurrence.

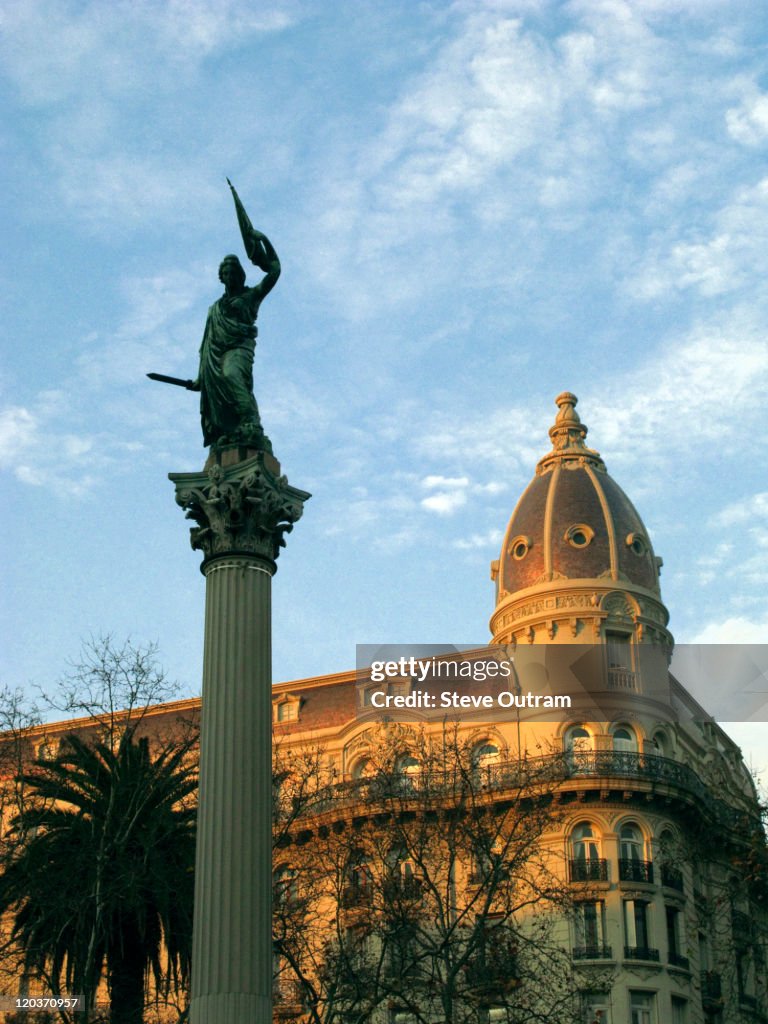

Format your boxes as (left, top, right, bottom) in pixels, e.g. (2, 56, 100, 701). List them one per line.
(537, 392, 605, 472)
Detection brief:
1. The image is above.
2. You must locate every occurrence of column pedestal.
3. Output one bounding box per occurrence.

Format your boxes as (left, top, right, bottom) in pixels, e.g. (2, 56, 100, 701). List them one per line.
(170, 447, 309, 1024)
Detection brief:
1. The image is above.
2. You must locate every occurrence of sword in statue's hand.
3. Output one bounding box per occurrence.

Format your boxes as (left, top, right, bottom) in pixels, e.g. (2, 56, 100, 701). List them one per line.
(147, 372, 199, 391)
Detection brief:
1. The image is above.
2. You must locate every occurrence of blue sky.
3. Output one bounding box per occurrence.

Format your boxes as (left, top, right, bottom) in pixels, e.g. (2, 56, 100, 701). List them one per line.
(1, 1, 766, 772)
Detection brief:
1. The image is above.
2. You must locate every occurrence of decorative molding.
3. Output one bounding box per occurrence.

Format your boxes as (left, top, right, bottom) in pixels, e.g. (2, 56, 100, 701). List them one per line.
(602, 593, 634, 618)
(273, 692, 302, 724)
(170, 452, 310, 569)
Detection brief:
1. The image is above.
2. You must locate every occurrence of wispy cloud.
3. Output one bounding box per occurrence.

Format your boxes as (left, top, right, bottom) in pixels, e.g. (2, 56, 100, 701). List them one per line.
(687, 615, 768, 644)
(586, 309, 768, 469)
(453, 527, 504, 551)
(0, 1, 299, 105)
(629, 177, 768, 299)
(0, 265, 211, 493)
(727, 88, 768, 147)
(715, 492, 768, 526)
(0, 400, 98, 496)
(421, 491, 468, 516)
(304, 0, 759, 323)
(0, 2, 300, 234)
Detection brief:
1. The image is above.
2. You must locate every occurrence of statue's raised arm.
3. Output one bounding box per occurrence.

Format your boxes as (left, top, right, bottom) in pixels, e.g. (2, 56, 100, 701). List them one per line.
(228, 178, 281, 307)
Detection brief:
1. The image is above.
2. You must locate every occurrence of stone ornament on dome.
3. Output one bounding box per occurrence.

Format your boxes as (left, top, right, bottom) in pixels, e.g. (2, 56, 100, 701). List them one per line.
(538, 392, 605, 474)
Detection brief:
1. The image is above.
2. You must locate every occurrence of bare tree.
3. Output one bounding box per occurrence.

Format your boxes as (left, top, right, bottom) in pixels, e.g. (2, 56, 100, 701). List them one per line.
(38, 635, 181, 750)
(273, 725, 586, 1024)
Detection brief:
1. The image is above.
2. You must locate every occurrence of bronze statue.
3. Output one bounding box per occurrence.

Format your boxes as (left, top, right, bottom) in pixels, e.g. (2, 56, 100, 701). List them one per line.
(149, 181, 280, 450)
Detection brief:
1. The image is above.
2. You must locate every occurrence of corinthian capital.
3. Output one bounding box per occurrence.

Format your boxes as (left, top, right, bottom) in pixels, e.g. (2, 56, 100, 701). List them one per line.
(170, 451, 310, 571)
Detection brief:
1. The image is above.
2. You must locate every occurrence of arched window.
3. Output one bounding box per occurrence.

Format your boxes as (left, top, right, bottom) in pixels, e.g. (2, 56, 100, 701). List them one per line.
(572, 822, 601, 861)
(473, 741, 500, 768)
(388, 845, 419, 896)
(620, 823, 644, 862)
(395, 754, 420, 792)
(343, 853, 373, 908)
(618, 823, 652, 882)
(612, 725, 637, 753)
(652, 731, 669, 757)
(659, 828, 675, 854)
(472, 741, 501, 787)
(659, 828, 684, 891)
(273, 865, 297, 909)
(570, 822, 606, 881)
(351, 757, 374, 780)
(564, 726, 592, 753)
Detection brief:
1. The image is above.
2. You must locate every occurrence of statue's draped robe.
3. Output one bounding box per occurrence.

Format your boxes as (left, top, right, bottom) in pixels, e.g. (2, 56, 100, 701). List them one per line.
(198, 291, 262, 446)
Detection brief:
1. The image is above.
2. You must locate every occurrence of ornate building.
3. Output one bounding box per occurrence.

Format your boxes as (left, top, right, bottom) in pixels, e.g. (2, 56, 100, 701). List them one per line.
(267, 393, 766, 1024)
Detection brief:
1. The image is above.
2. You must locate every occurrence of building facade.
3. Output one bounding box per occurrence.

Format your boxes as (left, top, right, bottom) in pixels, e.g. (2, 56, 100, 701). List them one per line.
(268, 394, 766, 1024)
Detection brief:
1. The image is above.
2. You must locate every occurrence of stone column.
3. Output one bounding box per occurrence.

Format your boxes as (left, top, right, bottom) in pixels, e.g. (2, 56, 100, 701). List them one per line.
(170, 447, 309, 1024)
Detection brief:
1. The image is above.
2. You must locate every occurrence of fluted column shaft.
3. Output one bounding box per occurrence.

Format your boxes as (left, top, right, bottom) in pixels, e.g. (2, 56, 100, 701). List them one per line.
(190, 555, 273, 1022)
(170, 449, 309, 1024)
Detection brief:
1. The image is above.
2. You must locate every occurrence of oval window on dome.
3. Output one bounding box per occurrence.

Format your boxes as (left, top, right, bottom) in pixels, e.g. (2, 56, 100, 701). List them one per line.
(626, 532, 646, 556)
(565, 523, 594, 549)
(508, 535, 532, 560)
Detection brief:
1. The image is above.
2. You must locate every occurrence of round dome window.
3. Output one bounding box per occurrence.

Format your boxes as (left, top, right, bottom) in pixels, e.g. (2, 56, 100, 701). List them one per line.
(508, 535, 532, 560)
(626, 532, 646, 556)
(565, 524, 594, 549)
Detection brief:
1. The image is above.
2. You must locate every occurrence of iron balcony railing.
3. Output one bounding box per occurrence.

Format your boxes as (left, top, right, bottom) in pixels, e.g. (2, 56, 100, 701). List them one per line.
(341, 882, 374, 908)
(569, 858, 609, 882)
(619, 858, 654, 884)
(300, 751, 749, 830)
(624, 946, 660, 962)
(464, 953, 518, 994)
(660, 865, 684, 892)
(701, 970, 722, 1003)
(573, 945, 613, 960)
(273, 978, 304, 1006)
(732, 909, 756, 945)
(668, 951, 690, 970)
(382, 875, 423, 900)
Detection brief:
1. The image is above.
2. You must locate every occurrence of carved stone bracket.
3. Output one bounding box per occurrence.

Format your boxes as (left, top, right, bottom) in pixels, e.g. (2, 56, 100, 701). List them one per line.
(169, 451, 310, 571)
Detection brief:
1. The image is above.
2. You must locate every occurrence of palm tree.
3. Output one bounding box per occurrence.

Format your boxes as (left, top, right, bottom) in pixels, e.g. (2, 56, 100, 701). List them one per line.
(0, 729, 196, 1024)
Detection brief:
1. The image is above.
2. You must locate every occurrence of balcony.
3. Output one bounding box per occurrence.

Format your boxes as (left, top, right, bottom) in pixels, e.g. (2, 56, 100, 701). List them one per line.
(341, 882, 374, 908)
(273, 978, 304, 1008)
(660, 865, 684, 892)
(573, 945, 613, 960)
(619, 858, 653, 884)
(668, 951, 690, 970)
(464, 954, 518, 996)
(309, 751, 746, 833)
(624, 946, 660, 962)
(569, 858, 609, 882)
(732, 909, 756, 945)
(607, 667, 636, 691)
(383, 875, 423, 901)
(701, 971, 722, 1005)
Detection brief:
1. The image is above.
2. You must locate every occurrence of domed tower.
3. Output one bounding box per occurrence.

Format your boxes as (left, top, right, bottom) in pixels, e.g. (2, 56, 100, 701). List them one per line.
(490, 393, 673, 658)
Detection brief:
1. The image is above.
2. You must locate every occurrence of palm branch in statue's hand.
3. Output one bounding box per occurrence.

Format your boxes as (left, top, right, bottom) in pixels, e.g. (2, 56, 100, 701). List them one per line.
(227, 178, 272, 271)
